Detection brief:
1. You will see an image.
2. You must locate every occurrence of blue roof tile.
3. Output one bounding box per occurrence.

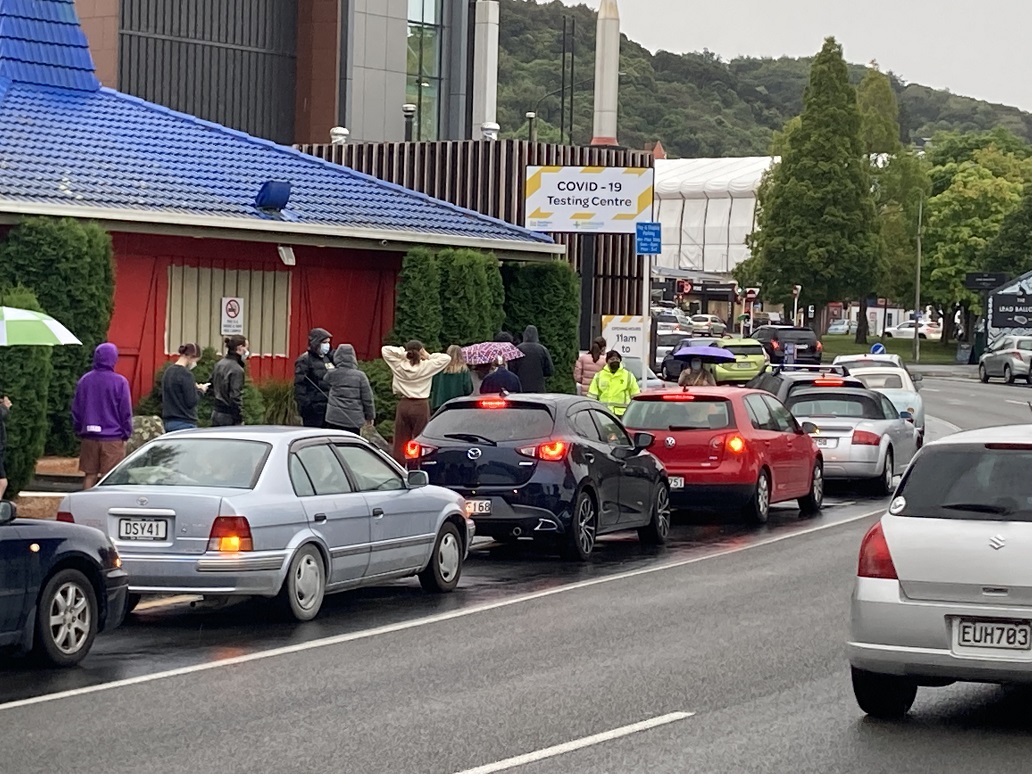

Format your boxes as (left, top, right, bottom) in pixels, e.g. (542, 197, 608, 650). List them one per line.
(0, 0, 555, 250)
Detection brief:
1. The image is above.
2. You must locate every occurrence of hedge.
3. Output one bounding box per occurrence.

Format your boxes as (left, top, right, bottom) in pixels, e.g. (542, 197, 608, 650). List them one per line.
(0, 287, 54, 497)
(0, 218, 115, 456)
(503, 261, 580, 394)
(438, 248, 496, 346)
(387, 247, 442, 351)
(135, 347, 265, 426)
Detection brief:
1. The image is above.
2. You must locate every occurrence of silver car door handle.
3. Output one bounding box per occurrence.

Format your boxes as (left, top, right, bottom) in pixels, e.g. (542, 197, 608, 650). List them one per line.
(372, 508, 385, 519)
(314, 513, 327, 523)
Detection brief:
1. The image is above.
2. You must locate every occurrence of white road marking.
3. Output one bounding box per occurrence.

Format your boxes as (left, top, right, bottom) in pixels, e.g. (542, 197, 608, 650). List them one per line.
(451, 712, 695, 774)
(1006, 399, 1030, 407)
(0, 507, 885, 713)
(927, 415, 962, 434)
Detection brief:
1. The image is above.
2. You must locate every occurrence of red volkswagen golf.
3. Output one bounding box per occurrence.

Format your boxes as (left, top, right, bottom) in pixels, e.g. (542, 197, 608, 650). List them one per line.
(622, 387, 824, 523)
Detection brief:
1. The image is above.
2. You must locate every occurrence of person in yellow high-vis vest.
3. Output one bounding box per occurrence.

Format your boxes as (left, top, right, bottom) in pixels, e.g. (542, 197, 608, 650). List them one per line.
(587, 350, 640, 416)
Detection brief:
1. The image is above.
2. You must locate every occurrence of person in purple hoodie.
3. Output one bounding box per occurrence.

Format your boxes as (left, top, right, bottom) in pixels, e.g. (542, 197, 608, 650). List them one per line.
(72, 342, 133, 488)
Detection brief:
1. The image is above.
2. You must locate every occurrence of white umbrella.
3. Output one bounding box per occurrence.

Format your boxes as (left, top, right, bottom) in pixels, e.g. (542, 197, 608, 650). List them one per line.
(0, 306, 81, 346)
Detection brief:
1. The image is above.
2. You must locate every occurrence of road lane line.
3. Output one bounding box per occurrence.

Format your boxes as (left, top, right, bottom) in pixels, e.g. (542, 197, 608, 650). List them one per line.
(451, 712, 695, 774)
(0, 508, 884, 712)
(926, 415, 962, 434)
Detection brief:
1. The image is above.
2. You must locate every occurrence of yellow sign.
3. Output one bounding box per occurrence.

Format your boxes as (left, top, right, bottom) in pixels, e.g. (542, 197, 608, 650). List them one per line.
(525, 166, 655, 234)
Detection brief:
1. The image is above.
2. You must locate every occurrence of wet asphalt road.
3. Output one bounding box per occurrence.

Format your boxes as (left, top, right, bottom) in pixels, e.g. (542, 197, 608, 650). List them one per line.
(3, 378, 1031, 773)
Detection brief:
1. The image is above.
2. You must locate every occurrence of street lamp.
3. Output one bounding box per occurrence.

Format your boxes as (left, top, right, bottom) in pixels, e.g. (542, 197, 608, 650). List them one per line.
(526, 112, 537, 144)
(402, 104, 417, 142)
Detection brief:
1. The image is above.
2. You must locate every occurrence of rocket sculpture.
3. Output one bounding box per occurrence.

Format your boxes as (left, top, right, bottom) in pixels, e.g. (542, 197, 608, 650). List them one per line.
(590, 0, 621, 147)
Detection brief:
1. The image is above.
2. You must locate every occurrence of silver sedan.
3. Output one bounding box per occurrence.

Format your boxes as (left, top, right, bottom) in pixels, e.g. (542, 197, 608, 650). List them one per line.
(57, 427, 475, 622)
(849, 426, 1032, 718)
(785, 387, 919, 495)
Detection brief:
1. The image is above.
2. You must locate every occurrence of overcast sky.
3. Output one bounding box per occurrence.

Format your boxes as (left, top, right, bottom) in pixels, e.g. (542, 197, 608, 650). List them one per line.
(557, 0, 1032, 111)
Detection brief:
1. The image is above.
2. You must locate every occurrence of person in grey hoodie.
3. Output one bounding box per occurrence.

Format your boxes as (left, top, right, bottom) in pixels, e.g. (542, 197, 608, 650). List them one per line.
(323, 344, 375, 434)
(509, 324, 554, 393)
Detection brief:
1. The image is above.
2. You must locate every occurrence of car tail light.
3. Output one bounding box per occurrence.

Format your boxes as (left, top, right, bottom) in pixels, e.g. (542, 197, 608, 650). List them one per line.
(661, 393, 695, 401)
(404, 441, 436, 459)
(478, 399, 507, 409)
(858, 521, 897, 579)
(725, 434, 746, 454)
(208, 516, 253, 552)
(852, 430, 881, 446)
(814, 378, 844, 386)
(56, 511, 74, 523)
(517, 440, 569, 461)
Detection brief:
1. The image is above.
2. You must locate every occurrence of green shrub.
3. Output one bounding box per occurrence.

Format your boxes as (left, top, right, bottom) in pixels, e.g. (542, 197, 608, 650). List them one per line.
(0, 217, 115, 456)
(503, 261, 580, 394)
(260, 380, 301, 425)
(387, 247, 442, 351)
(439, 248, 495, 346)
(484, 254, 506, 337)
(0, 287, 54, 497)
(358, 359, 399, 440)
(135, 348, 265, 426)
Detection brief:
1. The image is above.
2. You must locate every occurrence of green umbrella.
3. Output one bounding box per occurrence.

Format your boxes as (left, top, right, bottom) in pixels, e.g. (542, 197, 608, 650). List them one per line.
(0, 306, 81, 346)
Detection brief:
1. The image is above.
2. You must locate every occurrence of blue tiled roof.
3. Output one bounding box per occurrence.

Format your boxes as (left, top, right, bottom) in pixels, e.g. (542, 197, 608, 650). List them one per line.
(0, 0, 555, 249)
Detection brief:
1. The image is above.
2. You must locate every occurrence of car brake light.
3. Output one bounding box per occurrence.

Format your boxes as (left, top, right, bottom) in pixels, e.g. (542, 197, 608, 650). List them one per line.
(725, 434, 746, 454)
(56, 511, 74, 523)
(517, 440, 569, 461)
(208, 516, 253, 552)
(661, 393, 695, 401)
(857, 521, 897, 579)
(852, 430, 881, 446)
(814, 378, 844, 386)
(478, 398, 508, 409)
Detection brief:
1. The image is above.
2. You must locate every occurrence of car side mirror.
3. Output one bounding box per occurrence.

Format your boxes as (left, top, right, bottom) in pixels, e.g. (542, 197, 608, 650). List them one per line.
(0, 501, 16, 525)
(900, 411, 914, 423)
(633, 432, 655, 451)
(913, 373, 923, 382)
(407, 470, 429, 488)
(800, 422, 819, 435)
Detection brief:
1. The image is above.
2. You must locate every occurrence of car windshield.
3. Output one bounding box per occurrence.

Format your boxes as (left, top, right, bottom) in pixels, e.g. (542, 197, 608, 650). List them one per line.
(774, 328, 818, 344)
(786, 394, 884, 419)
(855, 373, 904, 390)
(895, 444, 1032, 521)
(423, 404, 555, 443)
(623, 398, 733, 430)
(102, 439, 271, 488)
(723, 343, 764, 357)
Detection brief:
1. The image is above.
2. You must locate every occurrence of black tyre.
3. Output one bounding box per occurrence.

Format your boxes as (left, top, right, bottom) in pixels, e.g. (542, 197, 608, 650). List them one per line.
(561, 490, 598, 561)
(1005, 364, 1015, 384)
(34, 569, 98, 667)
(873, 449, 894, 497)
(419, 522, 463, 593)
(798, 462, 824, 515)
(979, 363, 989, 383)
(278, 544, 325, 622)
(638, 483, 671, 545)
(884, 332, 893, 338)
(851, 667, 917, 719)
(743, 469, 771, 525)
(125, 593, 142, 615)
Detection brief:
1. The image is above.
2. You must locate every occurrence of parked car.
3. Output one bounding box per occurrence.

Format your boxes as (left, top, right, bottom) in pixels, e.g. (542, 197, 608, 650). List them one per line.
(406, 394, 670, 560)
(747, 366, 865, 404)
(833, 354, 906, 370)
(655, 332, 686, 370)
(57, 428, 474, 622)
(0, 501, 127, 667)
(840, 366, 925, 447)
(785, 387, 919, 495)
(622, 388, 823, 524)
(978, 335, 1032, 384)
(623, 356, 666, 390)
(712, 338, 768, 385)
(752, 325, 824, 365)
(652, 308, 693, 335)
(659, 337, 719, 381)
(849, 426, 1032, 718)
(827, 319, 858, 335)
(883, 320, 942, 340)
(691, 314, 727, 337)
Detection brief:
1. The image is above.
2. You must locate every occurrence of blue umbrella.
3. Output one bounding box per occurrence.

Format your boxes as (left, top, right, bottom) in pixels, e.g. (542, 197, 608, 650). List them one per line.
(673, 345, 736, 363)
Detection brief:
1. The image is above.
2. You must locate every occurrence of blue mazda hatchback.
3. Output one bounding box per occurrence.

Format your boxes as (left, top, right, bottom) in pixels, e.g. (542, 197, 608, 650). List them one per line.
(405, 395, 670, 560)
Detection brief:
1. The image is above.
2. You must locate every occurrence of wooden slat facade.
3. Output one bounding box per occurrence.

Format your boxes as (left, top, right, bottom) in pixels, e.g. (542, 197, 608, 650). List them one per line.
(298, 139, 655, 316)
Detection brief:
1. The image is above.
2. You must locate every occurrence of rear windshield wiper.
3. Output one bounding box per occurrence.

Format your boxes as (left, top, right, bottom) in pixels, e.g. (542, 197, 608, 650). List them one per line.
(442, 432, 498, 446)
(941, 502, 1012, 515)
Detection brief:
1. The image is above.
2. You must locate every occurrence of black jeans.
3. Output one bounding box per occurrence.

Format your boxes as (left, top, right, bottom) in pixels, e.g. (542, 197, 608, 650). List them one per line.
(211, 411, 240, 427)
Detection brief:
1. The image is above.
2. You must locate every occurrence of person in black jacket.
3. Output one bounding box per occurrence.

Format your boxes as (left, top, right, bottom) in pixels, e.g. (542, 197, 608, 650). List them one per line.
(509, 325, 554, 393)
(211, 335, 248, 426)
(162, 342, 209, 431)
(294, 327, 333, 427)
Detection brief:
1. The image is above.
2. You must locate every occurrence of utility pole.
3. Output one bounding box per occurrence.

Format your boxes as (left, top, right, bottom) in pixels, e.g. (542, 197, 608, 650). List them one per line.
(913, 197, 923, 363)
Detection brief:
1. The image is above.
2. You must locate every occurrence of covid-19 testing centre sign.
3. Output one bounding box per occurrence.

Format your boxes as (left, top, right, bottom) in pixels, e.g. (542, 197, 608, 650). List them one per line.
(524, 166, 655, 234)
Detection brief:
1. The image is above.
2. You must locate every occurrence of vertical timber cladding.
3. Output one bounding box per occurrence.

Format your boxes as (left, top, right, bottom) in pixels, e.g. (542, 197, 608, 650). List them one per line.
(119, 0, 298, 144)
(299, 140, 654, 315)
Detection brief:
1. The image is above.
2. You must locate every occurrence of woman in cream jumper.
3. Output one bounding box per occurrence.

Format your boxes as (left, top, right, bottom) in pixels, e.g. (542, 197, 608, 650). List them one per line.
(382, 340, 452, 461)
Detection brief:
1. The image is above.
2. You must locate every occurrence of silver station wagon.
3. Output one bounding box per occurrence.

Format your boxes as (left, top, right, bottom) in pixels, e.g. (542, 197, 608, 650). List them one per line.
(57, 428, 475, 621)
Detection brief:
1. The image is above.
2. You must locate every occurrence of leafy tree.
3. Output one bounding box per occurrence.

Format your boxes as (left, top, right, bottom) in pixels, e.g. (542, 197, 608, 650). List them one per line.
(0, 217, 114, 456)
(0, 287, 53, 497)
(387, 247, 442, 351)
(858, 65, 902, 154)
(926, 129, 1032, 195)
(745, 38, 880, 335)
(438, 249, 489, 347)
(982, 184, 1032, 279)
(875, 151, 931, 307)
(484, 255, 507, 338)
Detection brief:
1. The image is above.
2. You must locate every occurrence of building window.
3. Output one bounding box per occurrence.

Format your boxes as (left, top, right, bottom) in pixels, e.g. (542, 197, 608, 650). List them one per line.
(407, 0, 442, 141)
(165, 265, 292, 357)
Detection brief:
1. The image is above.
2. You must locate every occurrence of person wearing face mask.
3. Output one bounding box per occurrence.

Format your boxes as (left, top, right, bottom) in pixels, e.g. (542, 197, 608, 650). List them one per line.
(161, 342, 210, 431)
(211, 335, 249, 426)
(294, 327, 333, 428)
(678, 357, 716, 387)
(587, 350, 640, 416)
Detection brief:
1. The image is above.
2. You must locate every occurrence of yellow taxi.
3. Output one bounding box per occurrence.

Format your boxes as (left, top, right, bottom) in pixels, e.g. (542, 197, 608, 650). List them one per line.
(712, 338, 769, 384)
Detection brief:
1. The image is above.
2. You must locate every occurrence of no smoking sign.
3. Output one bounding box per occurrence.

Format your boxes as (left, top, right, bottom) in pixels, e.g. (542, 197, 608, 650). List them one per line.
(221, 296, 244, 336)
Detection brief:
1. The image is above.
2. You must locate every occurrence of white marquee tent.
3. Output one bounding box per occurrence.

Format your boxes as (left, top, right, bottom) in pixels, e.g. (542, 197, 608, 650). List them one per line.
(654, 156, 775, 276)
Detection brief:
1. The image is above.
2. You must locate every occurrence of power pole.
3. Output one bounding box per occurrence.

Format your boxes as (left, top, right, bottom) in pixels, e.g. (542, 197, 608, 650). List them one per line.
(913, 197, 923, 363)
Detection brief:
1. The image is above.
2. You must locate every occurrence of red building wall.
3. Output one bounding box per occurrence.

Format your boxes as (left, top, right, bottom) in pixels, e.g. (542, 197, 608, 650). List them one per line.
(106, 233, 400, 402)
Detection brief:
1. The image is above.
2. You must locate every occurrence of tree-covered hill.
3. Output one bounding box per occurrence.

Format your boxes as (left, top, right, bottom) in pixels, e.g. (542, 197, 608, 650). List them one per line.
(497, 0, 1032, 156)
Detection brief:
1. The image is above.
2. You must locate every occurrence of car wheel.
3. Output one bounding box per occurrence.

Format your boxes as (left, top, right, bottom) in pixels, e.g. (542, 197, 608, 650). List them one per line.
(851, 667, 917, 719)
(279, 544, 325, 622)
(873, 449, 894, 497)
(419, 522, 463, 593)
(561, 490, 598, 561)
(638, 483, 671, 545)
(1005, 364, 1015, 384)
(798, 462, 824, 515)
(125, 593, 141, 615)
(918, 333, 927, 340)
(34, 569, 98, 667)
(884, 332, 892, 338)
(979, 364, 989, 383)
(743, 469, 771, 525)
